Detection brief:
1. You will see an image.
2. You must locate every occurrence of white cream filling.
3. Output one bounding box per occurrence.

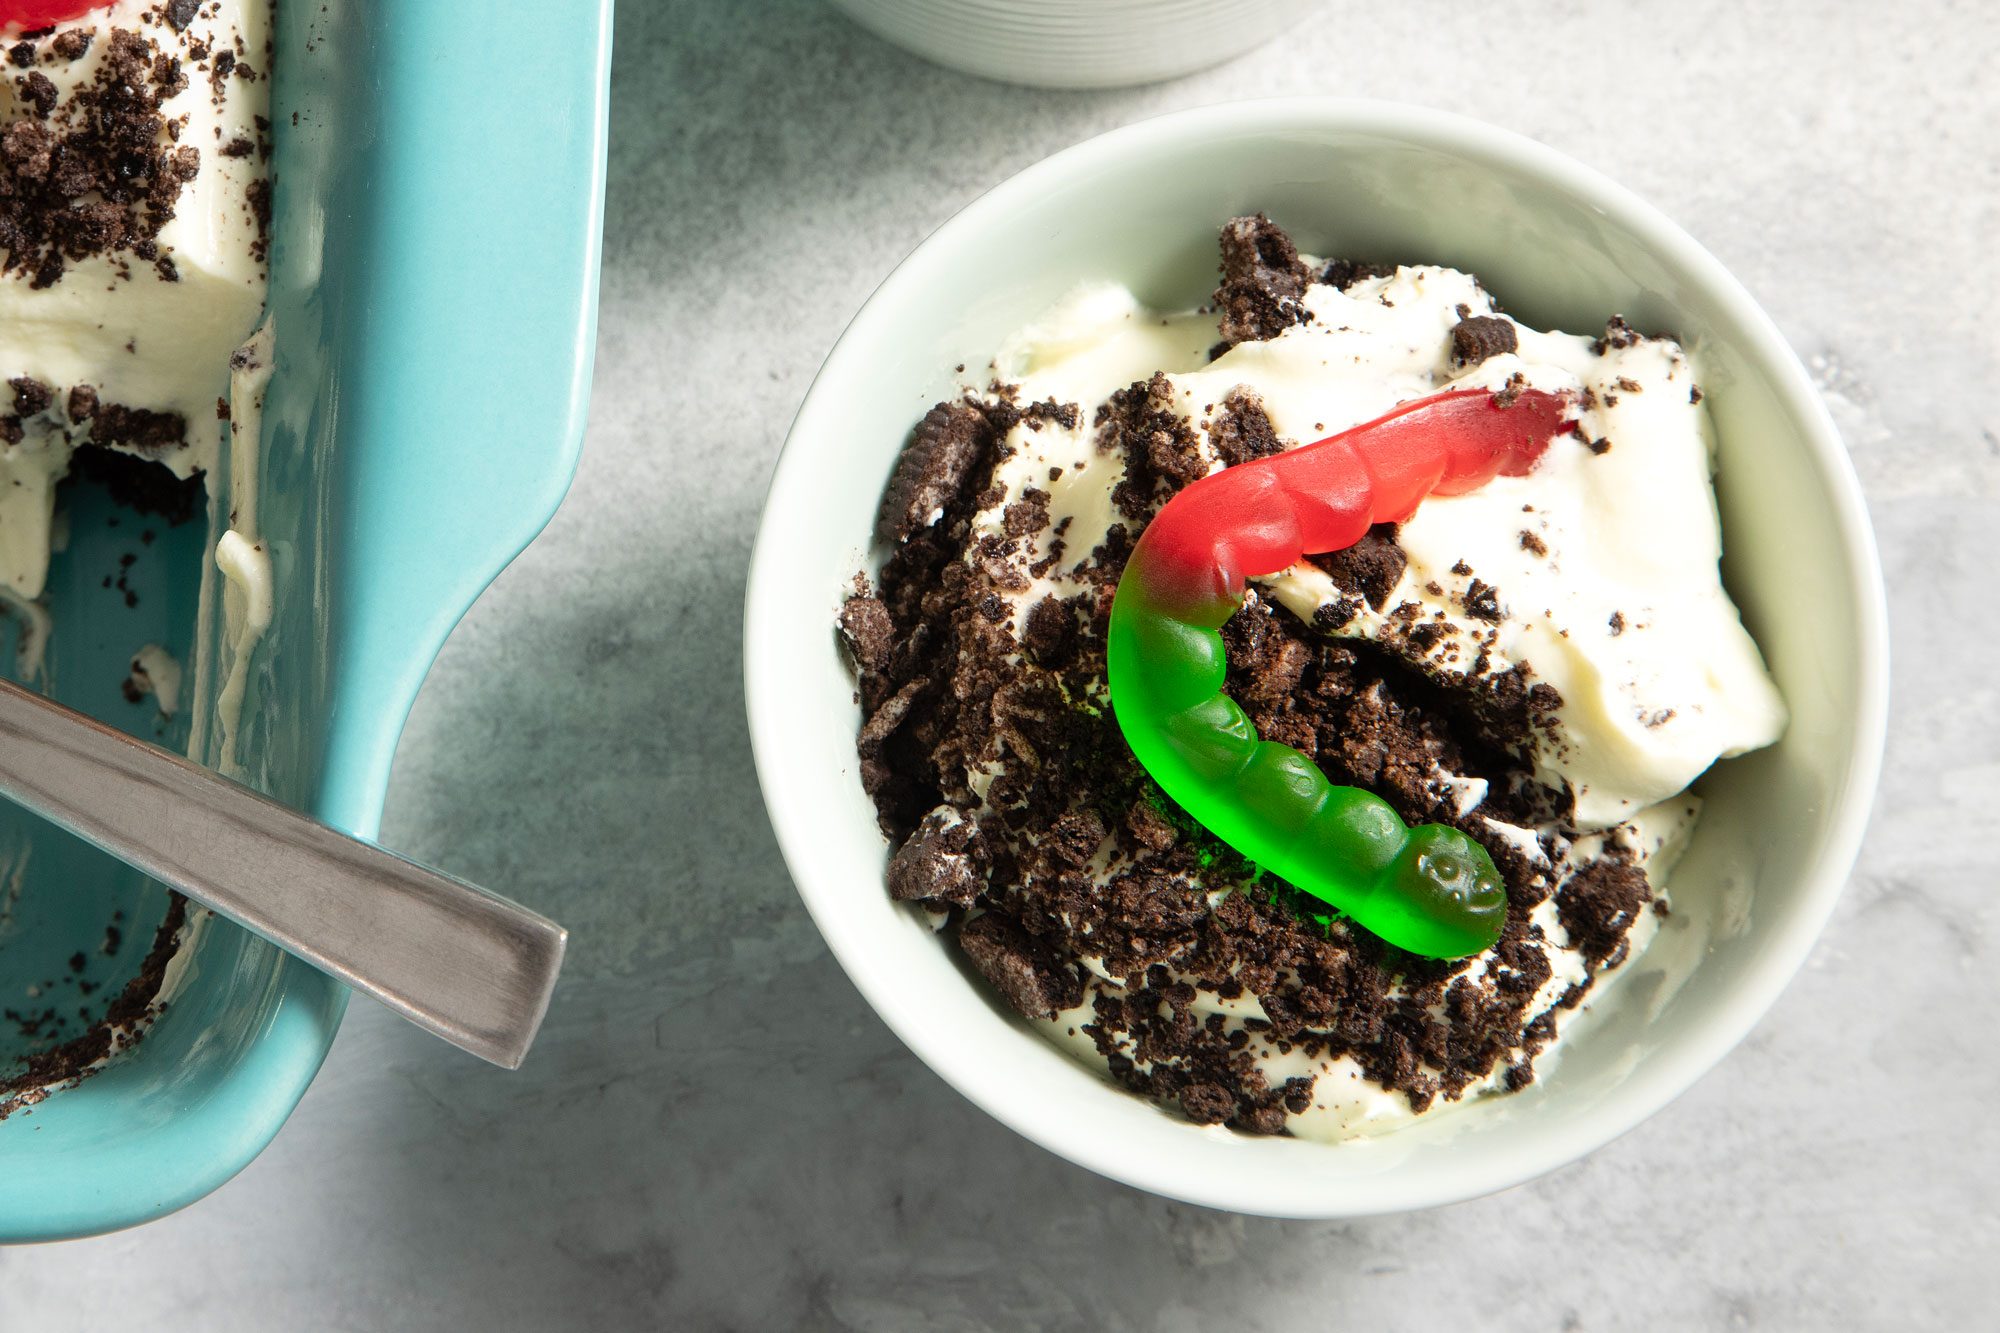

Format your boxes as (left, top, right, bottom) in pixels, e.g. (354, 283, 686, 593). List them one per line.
(126, 643, 183, 717)
(205, 321, 275, 775)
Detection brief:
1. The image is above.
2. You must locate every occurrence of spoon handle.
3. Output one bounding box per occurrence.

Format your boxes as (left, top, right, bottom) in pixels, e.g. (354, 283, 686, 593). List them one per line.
(0, 678, 564, 1069)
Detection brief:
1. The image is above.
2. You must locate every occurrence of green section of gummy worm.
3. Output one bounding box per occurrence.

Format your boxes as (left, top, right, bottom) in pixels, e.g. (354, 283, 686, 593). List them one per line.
(1107, 546, 1509, 959)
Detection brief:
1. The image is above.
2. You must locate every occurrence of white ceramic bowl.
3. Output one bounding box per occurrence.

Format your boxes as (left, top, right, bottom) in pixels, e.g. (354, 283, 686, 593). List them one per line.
(745, 100, 1888, 1216)
(828, 0, 1319, 89)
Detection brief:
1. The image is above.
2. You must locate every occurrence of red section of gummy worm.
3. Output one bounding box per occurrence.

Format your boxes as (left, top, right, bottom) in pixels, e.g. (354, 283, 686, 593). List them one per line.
(1, 2, 105, 27)
(1142, 388, 1569, 596)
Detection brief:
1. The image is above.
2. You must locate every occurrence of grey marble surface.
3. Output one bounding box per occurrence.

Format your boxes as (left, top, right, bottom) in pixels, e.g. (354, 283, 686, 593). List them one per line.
(4, 0, 1996, 1327)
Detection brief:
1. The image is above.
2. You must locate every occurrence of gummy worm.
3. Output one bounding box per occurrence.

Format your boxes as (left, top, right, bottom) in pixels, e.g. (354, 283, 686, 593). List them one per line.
(1106, 388, 1570, 958)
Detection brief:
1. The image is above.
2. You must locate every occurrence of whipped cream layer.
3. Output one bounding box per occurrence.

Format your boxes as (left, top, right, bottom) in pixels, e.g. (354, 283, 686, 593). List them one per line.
(952, 262, 1784, 1138)
(1, 0, 272, 599)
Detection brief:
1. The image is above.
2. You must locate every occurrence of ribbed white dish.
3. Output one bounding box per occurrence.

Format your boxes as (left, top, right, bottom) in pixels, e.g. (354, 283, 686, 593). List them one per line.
(828, 0, 1321, 88)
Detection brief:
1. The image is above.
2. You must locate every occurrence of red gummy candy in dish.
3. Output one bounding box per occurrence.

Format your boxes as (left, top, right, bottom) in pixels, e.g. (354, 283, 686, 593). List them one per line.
(1, 2, 107, 27)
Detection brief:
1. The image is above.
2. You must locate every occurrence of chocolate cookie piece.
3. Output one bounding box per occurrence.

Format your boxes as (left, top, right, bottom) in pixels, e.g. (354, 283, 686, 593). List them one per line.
(875, 400, 994, 544)
(1208, 387, 1286, 467)
(887, 808, 983, 909)
(8, 376, 52, 418)
(63, 448, 203, 526)
(82, 402, 187, 454)
(1214, 214, 1312, 347)
(1122, 798, 1178, 857)
(1462, 578, 1503, 622)
(1179, 1082, 1235, 1126)
(1044, 808, 1106, 869)
(1319, 257, 1395, 290)
(1592, 315, 1643, 354)
(1103, 371, 1207, 521)
(1451, 315, 1518, 366)
(958, 912, 1081, 1020)
(1557, 853, 1651, 967)
(856, 677, 928, 804)
(836, 594, 896, 675)
(1308, 523, 1407, 609)
(1021, 595, 1075, 667)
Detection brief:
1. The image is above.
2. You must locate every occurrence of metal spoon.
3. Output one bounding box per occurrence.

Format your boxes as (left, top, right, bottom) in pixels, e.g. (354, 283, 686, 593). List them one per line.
(0, 677, 565, 1069)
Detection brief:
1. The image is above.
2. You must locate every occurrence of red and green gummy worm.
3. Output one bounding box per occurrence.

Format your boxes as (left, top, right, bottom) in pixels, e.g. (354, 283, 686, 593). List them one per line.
(1107, 388, 1571, 959)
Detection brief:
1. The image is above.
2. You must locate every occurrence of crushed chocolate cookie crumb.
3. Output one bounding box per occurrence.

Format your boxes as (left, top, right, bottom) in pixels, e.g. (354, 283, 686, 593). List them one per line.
(1451, 315, 1518, 366)
(875, 400, 994, 544)
(1103, 372, 1206, 520)
(1308, 524, 1405, 609)
(1592, 315, 1643, 354)
(1462, 579, 1503, 621)
(246, 176, 272, 260)
(1208, 386, 1287, 467)
(9, 375, 51, 417)
(64, 447, 203, 525)
(1022, 595, 1075, 666)
(959, 913, 1081, 1020)
(1214, 213, 1312, 347)
(1, 28, 206, 284)
(51, 30, 92, 62)
(1312, 597, 1361, 631)
(888, 809, 984, 910)
(1320, 257, 1394, 290)
(1, 895, 186, 1120)
(836, 593, 895, 675)
(1558, 854, 1650, 967)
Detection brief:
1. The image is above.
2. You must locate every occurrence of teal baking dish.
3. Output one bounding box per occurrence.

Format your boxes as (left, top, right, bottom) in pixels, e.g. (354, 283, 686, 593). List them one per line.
(0, 0, 611, 1241)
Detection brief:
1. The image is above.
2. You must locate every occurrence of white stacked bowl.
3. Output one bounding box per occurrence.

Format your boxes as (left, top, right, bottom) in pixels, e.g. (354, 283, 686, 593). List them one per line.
(829, 0, 1321, 88)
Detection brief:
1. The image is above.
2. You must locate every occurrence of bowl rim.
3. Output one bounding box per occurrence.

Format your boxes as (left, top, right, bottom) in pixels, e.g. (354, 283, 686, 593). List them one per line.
(744, 96, 1890, 1217)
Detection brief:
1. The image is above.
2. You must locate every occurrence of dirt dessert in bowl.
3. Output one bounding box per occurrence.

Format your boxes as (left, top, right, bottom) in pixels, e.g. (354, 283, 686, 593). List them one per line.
(746, 101, 1886, 1215)
(841, 213, 1786, 1140)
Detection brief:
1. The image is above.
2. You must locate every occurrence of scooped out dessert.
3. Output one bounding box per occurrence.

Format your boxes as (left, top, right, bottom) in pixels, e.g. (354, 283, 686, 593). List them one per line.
(1, 0, 270, 603)
(841, 215, 1784, 1139)
(0, 0, 273, 1118)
